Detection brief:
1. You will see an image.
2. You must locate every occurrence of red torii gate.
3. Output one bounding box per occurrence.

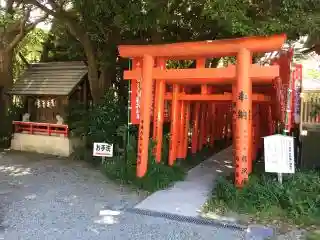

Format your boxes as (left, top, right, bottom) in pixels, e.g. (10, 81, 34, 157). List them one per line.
(118, 34, 286, 187)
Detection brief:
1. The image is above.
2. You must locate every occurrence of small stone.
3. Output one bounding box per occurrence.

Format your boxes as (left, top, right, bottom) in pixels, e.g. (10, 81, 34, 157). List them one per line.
(0, 190, 12, 195)
(87, 227, 100, 234)
(99, 209, 120, 216)
(94, 215, 118, 225)
(25, 194, 36, 200)
(246, 225, 275, 240)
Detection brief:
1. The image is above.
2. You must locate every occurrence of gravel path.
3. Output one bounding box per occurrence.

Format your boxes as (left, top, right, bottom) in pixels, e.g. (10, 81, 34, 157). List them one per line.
(0, 150, 245, 240)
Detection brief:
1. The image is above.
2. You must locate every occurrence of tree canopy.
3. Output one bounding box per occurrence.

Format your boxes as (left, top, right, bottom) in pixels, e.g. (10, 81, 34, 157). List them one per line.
(14, 27, 48, 80)
(13, 0, 320, 102)
(0, 0, 48, 120)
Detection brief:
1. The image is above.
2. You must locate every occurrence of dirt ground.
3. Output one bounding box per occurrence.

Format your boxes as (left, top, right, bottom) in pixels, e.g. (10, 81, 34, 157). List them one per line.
(0, 150, 145, 239)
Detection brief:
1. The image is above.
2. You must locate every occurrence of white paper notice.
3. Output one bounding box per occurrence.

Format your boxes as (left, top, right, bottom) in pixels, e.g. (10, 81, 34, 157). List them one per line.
(264, 134, 295, 174)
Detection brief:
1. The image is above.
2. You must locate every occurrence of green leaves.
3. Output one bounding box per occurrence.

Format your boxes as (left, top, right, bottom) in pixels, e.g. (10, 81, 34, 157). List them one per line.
(13, 28, 48, 81)
(66, 88, 127, 147)
(203, 0, 320, 39)
(206, 171, 320, 226)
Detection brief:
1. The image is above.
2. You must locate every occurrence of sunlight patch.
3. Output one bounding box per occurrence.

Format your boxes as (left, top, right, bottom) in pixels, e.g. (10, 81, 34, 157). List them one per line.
(224, 165, 233, 169)
(25, 194, 37, 200)
(0, 165, 31, 176)
(94, 209, 121, 225)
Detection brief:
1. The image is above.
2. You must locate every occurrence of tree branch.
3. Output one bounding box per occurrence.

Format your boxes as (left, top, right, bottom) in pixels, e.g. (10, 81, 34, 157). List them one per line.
(46, 0, 61, 10)
(6, 0, 14, 14)
(6, 9, 48, 52)
(302, 46, 316, 54)
(26, 0, 58, 17)
(18, 52, 30, 66)
(5, 7, 31, 51)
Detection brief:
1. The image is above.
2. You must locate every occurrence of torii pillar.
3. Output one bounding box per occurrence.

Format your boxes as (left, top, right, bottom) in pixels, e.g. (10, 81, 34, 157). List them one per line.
(137, 54, 154, 177)
(234, 48, 252, 186)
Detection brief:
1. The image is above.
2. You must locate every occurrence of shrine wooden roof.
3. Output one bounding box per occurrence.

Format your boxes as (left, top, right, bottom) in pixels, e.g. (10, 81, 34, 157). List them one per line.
(8, 61, 88, 96)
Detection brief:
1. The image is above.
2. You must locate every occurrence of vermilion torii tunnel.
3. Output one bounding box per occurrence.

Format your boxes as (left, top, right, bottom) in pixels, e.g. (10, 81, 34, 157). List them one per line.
(118, 34, 302, 187)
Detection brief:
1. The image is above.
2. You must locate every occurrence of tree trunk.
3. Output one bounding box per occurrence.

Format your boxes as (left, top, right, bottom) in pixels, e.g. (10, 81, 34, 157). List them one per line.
(79, 36, 102, 103)
(40, 37, 52, 62)
(96, 29, 121, 101)
(151, 28, 163, 44)
(63, 21, 102, 103)
(0, 49, 14, 118)
(99, 66, 112, 95)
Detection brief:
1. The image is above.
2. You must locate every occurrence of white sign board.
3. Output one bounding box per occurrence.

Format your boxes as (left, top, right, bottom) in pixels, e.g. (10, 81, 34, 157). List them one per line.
(263, 134, 295, 174)
(93, 142, 113, 157)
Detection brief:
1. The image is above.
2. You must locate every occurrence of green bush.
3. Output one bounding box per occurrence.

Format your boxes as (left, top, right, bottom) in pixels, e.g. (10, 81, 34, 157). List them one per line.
(66, 89, 126, 147)
(307, 231, 320, 240)
(205, 171, 320, 226)
(0, 103, 24, 148)
(67, 89, 186, 192)
(103, 132, 185, 192)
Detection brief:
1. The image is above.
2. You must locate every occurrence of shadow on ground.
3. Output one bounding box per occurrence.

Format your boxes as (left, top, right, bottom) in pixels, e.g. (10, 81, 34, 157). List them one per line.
(0, 150, 145, 239)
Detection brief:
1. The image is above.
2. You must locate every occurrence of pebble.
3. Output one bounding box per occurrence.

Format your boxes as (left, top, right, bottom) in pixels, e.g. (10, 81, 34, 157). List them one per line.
(24, 194, 37, 200)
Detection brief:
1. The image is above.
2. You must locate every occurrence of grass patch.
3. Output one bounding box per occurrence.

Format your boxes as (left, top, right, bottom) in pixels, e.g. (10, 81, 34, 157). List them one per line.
(203, 170, 320, 227)
(306, 230, 320, 240)
(103, 154, 186, 193)
(72, 137, 230, 193)
(72, 138, 187, 193)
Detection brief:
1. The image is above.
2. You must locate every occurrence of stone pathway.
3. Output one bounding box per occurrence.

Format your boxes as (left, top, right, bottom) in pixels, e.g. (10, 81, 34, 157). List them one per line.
(135, 147, 234, 217)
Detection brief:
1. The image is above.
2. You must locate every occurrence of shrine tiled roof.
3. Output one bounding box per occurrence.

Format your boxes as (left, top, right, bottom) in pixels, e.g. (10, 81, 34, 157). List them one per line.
(8, 61, 87, 96)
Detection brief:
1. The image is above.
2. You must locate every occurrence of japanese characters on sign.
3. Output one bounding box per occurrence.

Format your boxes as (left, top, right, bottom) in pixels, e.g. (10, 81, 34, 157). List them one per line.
(238, 90, 248, 101)
(234, 88, 251, 185)
(237, 110, 248, 120)
(136, 78, 142, 121)
(263, 134, 295, 174)
(93, 142, 113, 157)
(130, 78, 157, 124)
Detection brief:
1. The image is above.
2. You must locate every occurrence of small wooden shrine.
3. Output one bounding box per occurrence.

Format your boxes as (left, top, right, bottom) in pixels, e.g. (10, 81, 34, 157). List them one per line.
(8, 61, 90, 123)
(7, 61, 90, 156)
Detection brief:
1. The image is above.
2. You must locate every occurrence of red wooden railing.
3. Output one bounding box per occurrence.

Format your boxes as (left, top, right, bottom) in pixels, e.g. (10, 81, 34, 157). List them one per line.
(13, 121, 69, 137)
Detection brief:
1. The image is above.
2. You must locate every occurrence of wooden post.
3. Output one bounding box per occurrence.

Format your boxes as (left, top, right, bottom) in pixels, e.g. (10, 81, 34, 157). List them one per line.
(204, 103, 210, 145)
(130, 58, 141, 125)
(169, 84, 180, 165)
(255, 104, 261, 154)
(137, 54, 154, 177)
(191, 102, 200, 154)
(210, 102, 216, 147)
(178, 89, 186, 159)
(252, 103, 257, 161)
(267, 104, 274, 135)
(198, 103, 206, 151)
(206, 102, 213, 147)
(198, 58, 207, 150)
(232, 84, 237, 158)
(154, 58, 166, 163)
(183, 102, 191, 158)
(215, 104, 221, 141)
(152, 76, 160, 139)
(235, 48, 252, 187)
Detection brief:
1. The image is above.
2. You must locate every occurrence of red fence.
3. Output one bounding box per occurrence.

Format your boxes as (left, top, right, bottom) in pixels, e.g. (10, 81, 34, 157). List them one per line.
(13, 121, 69, 137)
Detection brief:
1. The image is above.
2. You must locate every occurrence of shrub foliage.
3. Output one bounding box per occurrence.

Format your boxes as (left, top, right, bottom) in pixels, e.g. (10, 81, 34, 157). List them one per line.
(205, 171, 320, 226)
(67, 88, 186, 192)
